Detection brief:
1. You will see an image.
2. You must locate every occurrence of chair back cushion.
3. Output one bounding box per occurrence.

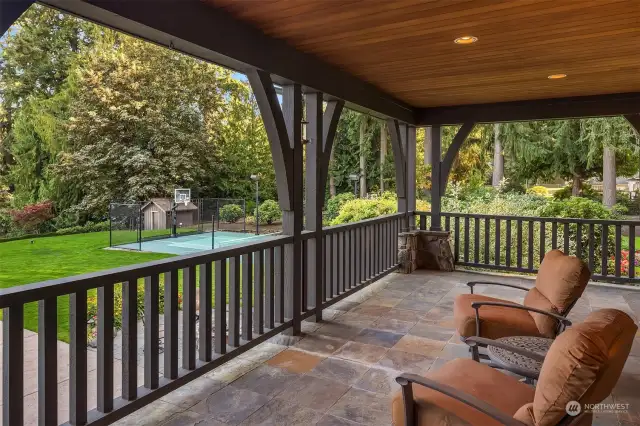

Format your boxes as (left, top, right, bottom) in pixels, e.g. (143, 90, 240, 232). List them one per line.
(534, 249, 590, 312)
(524, 250, 590, 337)
(524, 309, 637, 426)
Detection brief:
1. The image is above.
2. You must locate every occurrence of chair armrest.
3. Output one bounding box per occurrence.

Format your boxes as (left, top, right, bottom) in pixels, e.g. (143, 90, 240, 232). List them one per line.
(471, 301, 572, 327)
(464, 336, 545, 362)
(395, 373, 526, 426)
(466, 281, 529, 294)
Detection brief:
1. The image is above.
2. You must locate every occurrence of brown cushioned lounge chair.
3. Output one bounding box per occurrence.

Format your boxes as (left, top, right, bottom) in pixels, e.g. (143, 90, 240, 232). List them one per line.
(392, 309, 637, 426)
(454, 249, 590, 360)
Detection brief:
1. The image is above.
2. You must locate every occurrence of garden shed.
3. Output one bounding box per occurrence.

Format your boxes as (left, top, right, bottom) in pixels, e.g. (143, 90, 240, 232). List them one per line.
(140, 198, 199, 230)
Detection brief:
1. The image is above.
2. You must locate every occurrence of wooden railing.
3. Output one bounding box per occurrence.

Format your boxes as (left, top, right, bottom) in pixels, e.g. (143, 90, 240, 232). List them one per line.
(0, 213, 403, 425)
(415, 211, 640, 284)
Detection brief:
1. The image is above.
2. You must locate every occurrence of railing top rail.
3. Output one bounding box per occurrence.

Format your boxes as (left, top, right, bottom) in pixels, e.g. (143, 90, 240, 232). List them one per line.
(0, 234, 293, 309)
(412, 210, 640, 226)
(322, 212, 404, 234)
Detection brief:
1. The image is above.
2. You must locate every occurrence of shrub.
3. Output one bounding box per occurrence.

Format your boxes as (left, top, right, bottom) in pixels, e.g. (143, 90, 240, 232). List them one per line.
(527, 185, 549, 196)
(552, 183, 600, 201)
(331, 197, 396, 225)
(416, 199, 430, 212)
(55, 220, 110, 235)
(325, 193, 354, 222)
(219, 204, 243, 223)
(536, 196, 614, 220)
(10, 200, 55, 233)
(257, 200, 281, 224)
(615, 193, 640, 216)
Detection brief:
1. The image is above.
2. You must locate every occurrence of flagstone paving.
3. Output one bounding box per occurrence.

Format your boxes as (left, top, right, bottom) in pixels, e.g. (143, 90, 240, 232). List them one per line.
(4, 270, 640, 425)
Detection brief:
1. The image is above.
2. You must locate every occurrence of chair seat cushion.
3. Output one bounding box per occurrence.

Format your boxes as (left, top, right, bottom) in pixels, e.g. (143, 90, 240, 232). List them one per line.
(392, 358, 535, 426)
(454, 294, 542, 339)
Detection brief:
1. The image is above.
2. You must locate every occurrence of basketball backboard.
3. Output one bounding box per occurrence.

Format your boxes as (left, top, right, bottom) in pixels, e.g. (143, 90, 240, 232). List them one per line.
(174, 188, 191, 206)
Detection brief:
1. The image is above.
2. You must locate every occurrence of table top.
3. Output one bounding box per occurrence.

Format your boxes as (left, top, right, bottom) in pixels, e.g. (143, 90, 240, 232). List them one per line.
(487, 336, 553, 373)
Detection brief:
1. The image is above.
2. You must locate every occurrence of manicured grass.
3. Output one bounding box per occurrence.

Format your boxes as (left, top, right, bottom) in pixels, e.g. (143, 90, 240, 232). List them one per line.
(0, 231, 173, 341)
(621, 235, 640, 251)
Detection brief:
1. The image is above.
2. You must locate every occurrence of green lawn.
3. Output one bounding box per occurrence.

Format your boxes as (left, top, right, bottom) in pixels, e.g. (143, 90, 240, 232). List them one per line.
(621, 235, 640, 251)
(0, 231, 173, 341)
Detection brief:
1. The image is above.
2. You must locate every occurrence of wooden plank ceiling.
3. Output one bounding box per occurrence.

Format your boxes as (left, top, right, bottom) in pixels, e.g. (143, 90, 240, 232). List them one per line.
(207, 0, 640, 109)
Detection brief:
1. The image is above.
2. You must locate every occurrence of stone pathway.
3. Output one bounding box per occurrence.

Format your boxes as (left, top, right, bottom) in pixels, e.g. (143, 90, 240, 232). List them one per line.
(2, 270, 640, 425)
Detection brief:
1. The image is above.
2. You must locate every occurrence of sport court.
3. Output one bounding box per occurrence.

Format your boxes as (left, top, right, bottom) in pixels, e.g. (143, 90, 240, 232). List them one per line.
(115, 231, 272, 255)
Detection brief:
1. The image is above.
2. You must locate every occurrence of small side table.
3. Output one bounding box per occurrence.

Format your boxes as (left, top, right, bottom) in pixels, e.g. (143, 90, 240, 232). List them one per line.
(486, 336, 553, 383)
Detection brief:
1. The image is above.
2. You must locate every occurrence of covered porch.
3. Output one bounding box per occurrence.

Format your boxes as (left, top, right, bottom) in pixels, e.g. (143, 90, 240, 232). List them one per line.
(114, 270, 640, 426)
(2, 1, 640, 425)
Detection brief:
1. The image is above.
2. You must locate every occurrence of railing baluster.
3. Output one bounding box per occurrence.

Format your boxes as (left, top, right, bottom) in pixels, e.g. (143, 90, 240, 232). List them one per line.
(324, 234, 331, 298)
(484, 217, 490, 264)
(183, 266, 197, 369)
(144, 275, 160, 389)
(350, 229, 356, 287)
(364, 226, 370, 280)
(242, 253, 253, 341)
(474, 217, 480, 264)
(229, 256, 241, 346)
(601, 224, 609, 277)
(214, 259, 227, 354)
(254, 250, 264, 335)
(539, 220, 546, 264)
(420, 213, 426, 230)
(332, 232, 339, 295)
(516, 220, 523, 269)
(301, 240, 307, 312)
(588, 224, 595, 274)
(563, 223, 570, 254)
(527, 221, 534, 271)
(338, 232, 344, 293)
(275, 246, 284, 324)
(164, 270, 179, 379)
(552, 221, 558, 249)
(464, 216, 470, 263)
(506, 219, 511, 268)
(199, 262, 213, 362)
(356, 228, 362, 283)
(445, 215, 451, 232)
(454, 216, 460, 263)
(39, 297, 58, 425)
(122, 280, 137, 401)
(629, 225, 635, 280)
(70, 289, 88, 423)
(615, 225, 622, 277)
(3, 304, 24, 426)
(495, 218, 500, 266)
(97, 286, 113, 413)
(576, 223, 583, 259)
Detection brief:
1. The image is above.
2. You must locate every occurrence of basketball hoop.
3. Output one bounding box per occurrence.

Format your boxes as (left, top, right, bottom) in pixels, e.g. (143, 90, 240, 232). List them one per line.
(174, 188, 191, 206)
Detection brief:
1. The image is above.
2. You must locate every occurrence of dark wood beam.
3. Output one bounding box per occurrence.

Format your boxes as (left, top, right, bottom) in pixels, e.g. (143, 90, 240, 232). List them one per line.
(387, 119, 406, 199)
(440, 122, 475, 194)
(624, 114, 640, 135)
(419, 92, 640, 126)
(430, 125, 442, 231)
(40, 0, 416, 123)
(246, 69, 293, 211)
(319, 100, 345, 194)
(2, 0, 33, 35)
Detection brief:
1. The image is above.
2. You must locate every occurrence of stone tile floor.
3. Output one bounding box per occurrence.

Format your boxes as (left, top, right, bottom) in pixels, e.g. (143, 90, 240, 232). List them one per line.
(116, 271, 640, 425)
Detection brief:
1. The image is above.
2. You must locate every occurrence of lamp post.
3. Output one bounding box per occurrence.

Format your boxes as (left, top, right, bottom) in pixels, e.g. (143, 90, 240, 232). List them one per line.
(349, 174, 359, 197)
(251, 174, 260, 235)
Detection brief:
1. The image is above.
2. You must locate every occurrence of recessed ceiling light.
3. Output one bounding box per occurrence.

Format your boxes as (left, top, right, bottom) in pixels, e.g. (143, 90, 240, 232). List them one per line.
(548, 74, 567, 79)
(454, 36, 478, 45)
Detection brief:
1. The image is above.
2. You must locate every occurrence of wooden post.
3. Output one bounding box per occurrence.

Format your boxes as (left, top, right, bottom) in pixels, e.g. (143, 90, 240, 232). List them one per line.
(305, 93, 343, 322)
(388, 119, 409, 232)
(407, 126, 417, 230)
(430, 125, 442, 231)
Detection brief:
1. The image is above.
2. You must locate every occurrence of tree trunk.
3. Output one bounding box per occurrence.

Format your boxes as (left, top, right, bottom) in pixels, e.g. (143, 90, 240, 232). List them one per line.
(602, 145, 617, 207)
(329, 149, 336, 197)
(572, 175, 582, 196)
(380, 122, 387, 192)
(424, 126, 432, 166)
(492, 123, 504, 187)
(359, 118, 367, 197)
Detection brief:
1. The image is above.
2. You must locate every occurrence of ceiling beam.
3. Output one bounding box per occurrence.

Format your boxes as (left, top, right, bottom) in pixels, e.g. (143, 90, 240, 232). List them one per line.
(1, 0, 34, 36)
(39, 0, 417, 124)
(419, 92, 640, 126)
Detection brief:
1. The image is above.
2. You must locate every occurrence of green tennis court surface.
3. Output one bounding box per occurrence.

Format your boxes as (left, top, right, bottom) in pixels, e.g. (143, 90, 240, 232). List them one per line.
(114, 231, 272, 255)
